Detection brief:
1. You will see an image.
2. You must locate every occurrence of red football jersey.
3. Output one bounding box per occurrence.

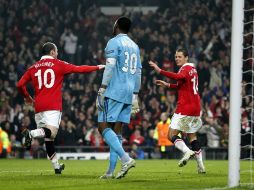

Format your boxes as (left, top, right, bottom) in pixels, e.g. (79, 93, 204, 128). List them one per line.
(17, 56, 99, 113)
(160, 63, 201, 116)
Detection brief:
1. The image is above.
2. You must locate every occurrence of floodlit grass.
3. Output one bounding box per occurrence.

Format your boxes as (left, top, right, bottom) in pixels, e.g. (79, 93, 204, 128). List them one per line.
(0, 159, 252, 190)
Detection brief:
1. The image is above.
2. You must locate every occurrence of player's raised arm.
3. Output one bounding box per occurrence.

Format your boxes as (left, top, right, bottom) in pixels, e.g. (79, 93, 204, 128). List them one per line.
(16, 70, 34, 105)
(149, 60, 186, 80)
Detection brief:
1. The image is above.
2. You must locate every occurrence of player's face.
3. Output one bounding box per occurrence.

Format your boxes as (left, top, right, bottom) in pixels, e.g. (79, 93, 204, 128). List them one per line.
(175, 52, 188, 66)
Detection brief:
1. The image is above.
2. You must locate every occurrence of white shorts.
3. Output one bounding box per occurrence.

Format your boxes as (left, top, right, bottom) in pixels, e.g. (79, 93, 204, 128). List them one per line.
(170, 113, 202, 133)
(35, 111, 62, 129)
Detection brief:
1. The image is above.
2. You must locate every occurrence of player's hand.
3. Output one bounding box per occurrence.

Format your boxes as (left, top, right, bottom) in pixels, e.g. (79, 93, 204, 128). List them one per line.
(96, 87, 106, 111)
(131, 94, 140, 115)
(156, 80, 169, 88)
(24, 96, 34, 106)
(98, 65, 105, 70)
(149, 60, 161, 73)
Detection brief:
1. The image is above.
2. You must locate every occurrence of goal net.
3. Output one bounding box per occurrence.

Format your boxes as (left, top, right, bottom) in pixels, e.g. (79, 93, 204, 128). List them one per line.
(240, 0, 254, 187)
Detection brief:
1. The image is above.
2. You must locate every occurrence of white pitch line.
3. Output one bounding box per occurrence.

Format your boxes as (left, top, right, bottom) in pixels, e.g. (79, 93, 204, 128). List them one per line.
(0, 170, 52, 173)
(204, 187, 229, 190)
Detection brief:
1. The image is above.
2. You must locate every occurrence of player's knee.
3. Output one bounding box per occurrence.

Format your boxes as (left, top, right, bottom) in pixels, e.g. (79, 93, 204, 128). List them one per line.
(98, 126, 103, 134)
(191, 140, 201, 151)
(171, 135, 181, 144)
(44, 126, 58, 139)
(98, 122, 107, 135)
(50, 127, 58, 139)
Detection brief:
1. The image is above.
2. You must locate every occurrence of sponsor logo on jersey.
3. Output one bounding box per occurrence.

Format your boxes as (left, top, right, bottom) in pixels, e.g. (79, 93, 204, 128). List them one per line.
(106, 50, 114, 54)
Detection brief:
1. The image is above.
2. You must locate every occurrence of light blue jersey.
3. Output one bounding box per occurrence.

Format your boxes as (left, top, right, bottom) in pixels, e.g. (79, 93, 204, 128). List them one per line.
(103, 34, 142, 105)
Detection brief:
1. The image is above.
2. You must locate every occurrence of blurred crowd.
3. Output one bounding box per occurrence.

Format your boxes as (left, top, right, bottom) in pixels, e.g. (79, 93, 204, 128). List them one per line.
(0, 0, 253, 158)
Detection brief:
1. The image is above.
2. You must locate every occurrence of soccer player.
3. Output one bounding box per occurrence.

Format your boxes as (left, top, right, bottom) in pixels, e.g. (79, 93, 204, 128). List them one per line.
(17, 42, 105, 174)
(96, 16, 142, 179)
(149, 48, 206, 174)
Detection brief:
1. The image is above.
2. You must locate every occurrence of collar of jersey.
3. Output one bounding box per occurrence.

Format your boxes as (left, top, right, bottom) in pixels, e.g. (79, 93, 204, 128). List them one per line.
(116, 33, 127, 37)
(182, 63, 195, 67)
(40, 55, 54, 60)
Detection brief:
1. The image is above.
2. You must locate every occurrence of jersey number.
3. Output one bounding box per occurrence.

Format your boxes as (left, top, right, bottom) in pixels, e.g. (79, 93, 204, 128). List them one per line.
(34, 69, 55, 89)
(122, 52, 137, 74)
(191, 76, 198, 95)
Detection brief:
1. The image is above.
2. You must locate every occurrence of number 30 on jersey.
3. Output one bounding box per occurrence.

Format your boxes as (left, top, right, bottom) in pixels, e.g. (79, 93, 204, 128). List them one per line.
(122, 52, 137, 74)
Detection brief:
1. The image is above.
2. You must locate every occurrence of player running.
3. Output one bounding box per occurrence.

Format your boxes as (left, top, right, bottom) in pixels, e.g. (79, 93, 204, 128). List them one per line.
(17, 42, 105, 174)
(149, 48, 206, 174)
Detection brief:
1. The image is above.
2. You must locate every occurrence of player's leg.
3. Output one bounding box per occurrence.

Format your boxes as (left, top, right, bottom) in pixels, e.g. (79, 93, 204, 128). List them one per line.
(169, 129, 194, 167)
(26, 111, 64, 174)
(22, 111, 54, 149)
(114, 103, 135, 179)
(43, 125, 64, 174)
(98, 99, 134, 179)
(169, 114, 195, 167)
(100, 122, 123, 178)
(188, 133, 206, 174)
(169, 128, 191, 153)
(98, 122, 131, 164)
(98, 99, 135, 179)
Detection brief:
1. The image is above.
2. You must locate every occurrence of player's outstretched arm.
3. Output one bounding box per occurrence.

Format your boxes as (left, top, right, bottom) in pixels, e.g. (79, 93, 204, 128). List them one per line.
(149, 60, 161, 73)
(149, 60, 186, 80)
(156, 80, 178, 89)
(66, 64, 105, 74)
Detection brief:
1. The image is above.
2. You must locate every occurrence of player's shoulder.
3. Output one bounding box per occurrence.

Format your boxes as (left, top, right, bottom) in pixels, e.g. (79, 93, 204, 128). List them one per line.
(181, 63, 198, 77)
(128, 37, 138, 47)
(181, 63, 196, 70)
(107, 36, 118, 45)
(56, 59, 69, 65)
(105, 37, 120, 55)
(182, 63, 195, 68)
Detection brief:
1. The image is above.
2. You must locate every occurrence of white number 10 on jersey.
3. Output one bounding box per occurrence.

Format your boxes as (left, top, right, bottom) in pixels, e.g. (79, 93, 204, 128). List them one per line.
(35, 69, 55, 89)
(122, 52, 137, 74)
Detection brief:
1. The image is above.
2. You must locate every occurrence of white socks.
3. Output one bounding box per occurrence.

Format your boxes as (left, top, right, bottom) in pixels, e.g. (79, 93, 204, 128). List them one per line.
(30, 128, 45, 138)
(50, 153, 60, 169)
(194, 150, 204, 165)
(174, 139, 191, 153)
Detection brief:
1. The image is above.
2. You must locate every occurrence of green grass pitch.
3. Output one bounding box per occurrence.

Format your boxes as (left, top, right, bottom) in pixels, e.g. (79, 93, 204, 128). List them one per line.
(0, 159, 252, 190)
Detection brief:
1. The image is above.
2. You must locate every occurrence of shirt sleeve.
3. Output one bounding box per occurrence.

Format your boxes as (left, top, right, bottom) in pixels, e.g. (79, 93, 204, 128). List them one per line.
(17, 70, 32, 98)
(60, 60, 99, 75)
(137, 48, 142, 69)
(160, 67, 188, 80)
(101, 58, 116, 86)
(104, 39, 118, 59)
(134, 68, 142, 93)
(168, 83, 178, 89)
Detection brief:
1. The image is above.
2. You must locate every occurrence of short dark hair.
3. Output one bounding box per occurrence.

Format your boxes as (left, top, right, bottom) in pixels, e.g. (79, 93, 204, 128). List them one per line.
(41, 42, 56, 55)
(176, 48, 189, 57)
(116, 17, 132, 33)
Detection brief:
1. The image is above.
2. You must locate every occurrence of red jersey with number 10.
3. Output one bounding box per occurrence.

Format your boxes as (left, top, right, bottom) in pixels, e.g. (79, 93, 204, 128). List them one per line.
(160, 63, 201, 116)
(17, 56, 99, 113)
